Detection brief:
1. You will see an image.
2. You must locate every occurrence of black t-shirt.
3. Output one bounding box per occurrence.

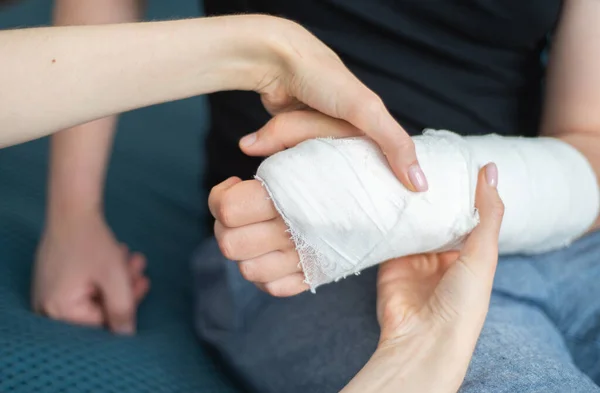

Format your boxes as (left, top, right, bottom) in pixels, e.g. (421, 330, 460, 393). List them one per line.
(202, 0, 562, 231)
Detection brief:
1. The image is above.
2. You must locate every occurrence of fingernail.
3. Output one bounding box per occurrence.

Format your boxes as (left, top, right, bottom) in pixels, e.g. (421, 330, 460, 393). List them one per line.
(408, 164, 429, 192)
(485, 163, 498, 188)
(115, 323, 134, 336)
(240, 132, 257, 147)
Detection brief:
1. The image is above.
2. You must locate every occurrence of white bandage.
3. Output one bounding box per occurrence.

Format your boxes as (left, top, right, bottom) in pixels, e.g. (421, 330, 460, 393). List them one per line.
(256, 130, 599, 291)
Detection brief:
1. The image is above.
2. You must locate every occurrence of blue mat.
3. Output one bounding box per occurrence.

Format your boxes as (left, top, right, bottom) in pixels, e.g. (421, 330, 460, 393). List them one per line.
(0, 1, 239, 391)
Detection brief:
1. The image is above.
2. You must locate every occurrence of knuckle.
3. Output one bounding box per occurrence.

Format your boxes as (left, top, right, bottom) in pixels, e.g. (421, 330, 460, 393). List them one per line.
(264, 282, 285, 297)
(394, 134, 415, 151)
(267, 113, 289, 136)
(111, 299, 134, 318)
(217, 191, 236, 227)
(41, 299, 62, 317)
(359, 93, 385, 119)
(238, 261, 259, 282)
(260, 115, 293, 152)
(217, 230, 238, 260)
(348, 92, 387, 133)
(45, 300, 76, 321)
(207, 186, 220, 215)
(263, 281, 299, 298)
(491, 198, 506, 219)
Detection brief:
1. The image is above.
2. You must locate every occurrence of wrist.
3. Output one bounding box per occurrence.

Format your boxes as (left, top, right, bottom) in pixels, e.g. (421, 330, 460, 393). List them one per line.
(393, 326, 473, 392)
(345, 328, 472, 393)
(199, 15, 283, 92)
(46, 191, 103, 232)
(196, 14, 303, 93)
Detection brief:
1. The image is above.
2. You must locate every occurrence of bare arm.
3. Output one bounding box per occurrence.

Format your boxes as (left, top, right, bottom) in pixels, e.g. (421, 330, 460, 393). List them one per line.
(47, 0, 144, 225)
(541, 0, 600, 229)
(12, 13, 301, 333)
(0, 17, 270, 147)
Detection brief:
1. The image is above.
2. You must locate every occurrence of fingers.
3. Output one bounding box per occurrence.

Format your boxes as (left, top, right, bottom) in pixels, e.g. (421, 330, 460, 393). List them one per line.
(286, 62, 428, 192)
(208, 176, 241, 221)
(60, 301, 105, 327)
(36, 284, 105, 327)
(122, 245, 150, 304)
(214, 218, 293, 261)
(209, 178, 278, 227)
(256, 273, 309, 297)
(97, 250, 137, 335)
(127, 251, 146, 278)
(238, 250, 301, 283)
(209, 177, 306, 297)
(132, 276, 150, 303)
(328, 78, 428, 193)
(216, 220, 306, 296)
(239, 110, 363, 156)
(127, 252, 150, 303)
(459, 163, 504, 280)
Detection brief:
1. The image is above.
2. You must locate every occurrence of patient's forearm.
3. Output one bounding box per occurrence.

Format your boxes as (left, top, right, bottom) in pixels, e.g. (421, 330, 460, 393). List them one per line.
(0, 15, 274, 147)
(553, 132, 600, 230)
(256, 130, 600, 290)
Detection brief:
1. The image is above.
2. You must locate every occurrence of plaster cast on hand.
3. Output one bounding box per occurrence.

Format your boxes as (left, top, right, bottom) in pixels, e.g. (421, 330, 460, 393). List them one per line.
(256, 130, 599, 291)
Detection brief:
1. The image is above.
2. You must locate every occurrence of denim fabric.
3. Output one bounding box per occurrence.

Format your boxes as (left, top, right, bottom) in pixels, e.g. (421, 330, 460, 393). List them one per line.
(193, 230, 600, 393)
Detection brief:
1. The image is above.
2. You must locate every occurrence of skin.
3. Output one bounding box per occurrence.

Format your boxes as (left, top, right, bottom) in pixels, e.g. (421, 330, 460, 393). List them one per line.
(38, 0, 148, 336)
(0, 8, 506, 392)
(540, 0, 600, 232)
(210, 0, 600, 297)
(209, 163, 506, 393)
(342, 165, 504, 393)
(0, 2, 425, 334)
(17, 0, 426, 336)
(0, 0, 594, 389)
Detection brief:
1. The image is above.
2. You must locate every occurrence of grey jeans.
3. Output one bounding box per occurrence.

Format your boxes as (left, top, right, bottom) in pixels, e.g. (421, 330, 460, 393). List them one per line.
(193, 230, 600, 393)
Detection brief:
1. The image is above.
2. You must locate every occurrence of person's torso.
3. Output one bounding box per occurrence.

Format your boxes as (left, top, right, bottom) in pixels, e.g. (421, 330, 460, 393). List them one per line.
(201, 0, 562, 230)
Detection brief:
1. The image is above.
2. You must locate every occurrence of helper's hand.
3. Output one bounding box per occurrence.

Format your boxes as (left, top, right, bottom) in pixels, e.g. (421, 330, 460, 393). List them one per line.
(33, 213, 149, 335)
(344, 164, 503, 393)
(238, 16, 428, 192)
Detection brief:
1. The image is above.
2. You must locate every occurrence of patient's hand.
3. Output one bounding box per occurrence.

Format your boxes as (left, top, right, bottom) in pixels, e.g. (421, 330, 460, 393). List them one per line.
(209, 177, 307, 296)
(33, 213, 149, 334)
(210, 110, 366, 296)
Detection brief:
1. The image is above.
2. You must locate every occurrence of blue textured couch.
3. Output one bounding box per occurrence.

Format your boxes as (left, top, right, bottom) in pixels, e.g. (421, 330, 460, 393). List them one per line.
(0, 1, 240, 391)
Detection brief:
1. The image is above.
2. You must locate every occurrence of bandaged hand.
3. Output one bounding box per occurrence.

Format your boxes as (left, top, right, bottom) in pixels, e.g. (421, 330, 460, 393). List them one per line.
(209, 111, 362, 296)
(211, 113, 598, 296)
(257, 130, 599, 290)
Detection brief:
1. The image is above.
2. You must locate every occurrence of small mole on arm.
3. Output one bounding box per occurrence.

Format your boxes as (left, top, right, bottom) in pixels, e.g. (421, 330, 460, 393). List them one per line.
(51, 59, 56, 64)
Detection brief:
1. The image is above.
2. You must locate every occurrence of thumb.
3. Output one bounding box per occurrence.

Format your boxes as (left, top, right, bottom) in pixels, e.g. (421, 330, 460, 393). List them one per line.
(239, 110, 362, 157)
(282, 58, 429, 192)
(458, 163, 504, 284)
(97, 253, 137, 335)
(431, 163, 503, 328)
